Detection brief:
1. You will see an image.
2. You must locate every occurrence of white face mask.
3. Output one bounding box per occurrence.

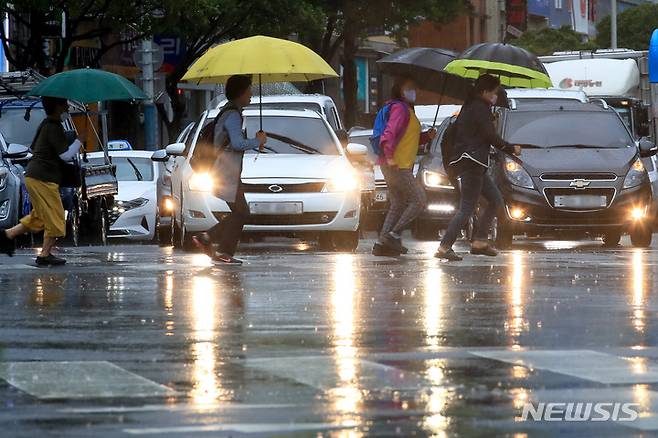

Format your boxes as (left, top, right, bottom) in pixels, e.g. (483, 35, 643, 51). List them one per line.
(60, 111, 69, 122)
(490, 94, 498, 106)
(403, 89, 417, 103)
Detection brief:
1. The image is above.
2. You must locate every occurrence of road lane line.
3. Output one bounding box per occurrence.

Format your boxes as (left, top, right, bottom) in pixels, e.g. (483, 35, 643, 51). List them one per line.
(470, 349, 658, 384)
(0, 361, 176, 399)
(123, 421, 358, 435)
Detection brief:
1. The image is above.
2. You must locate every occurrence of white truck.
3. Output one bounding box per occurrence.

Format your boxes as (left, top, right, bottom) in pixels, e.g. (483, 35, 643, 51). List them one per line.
(539, 49, 653, 140)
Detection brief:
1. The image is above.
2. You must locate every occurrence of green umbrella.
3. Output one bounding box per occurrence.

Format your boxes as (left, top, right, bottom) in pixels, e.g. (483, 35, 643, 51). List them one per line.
(27, 68, 148, 103)
(445, 43, 552, 89)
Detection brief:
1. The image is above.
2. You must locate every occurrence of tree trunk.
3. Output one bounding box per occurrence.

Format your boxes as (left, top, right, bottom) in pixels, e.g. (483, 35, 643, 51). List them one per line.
(341, 18, 359, 129)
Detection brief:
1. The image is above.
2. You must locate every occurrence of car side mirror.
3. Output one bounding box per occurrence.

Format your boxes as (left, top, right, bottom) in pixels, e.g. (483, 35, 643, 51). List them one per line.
(638, 138, 657, 157)
(151, 149, 168, 162)
(4, 143, 29, 159)
(165, 142, 186, 156)
(346, 143, 368, 157)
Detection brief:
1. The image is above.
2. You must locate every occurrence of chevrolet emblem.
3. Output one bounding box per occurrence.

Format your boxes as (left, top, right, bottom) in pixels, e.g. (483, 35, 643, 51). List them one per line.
(569, 179, 591, 189)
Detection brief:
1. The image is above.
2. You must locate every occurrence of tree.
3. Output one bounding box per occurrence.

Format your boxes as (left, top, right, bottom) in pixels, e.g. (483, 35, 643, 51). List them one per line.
(596, 3, 658, 50)
(0, 0, 160, 73)
(297, 0, 467, 128)
(158, 0, 323, 137)
(513, 26, 597, 56)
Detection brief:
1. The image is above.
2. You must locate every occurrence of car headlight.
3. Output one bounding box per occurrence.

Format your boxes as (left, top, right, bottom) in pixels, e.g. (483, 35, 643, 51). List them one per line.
(189, 172, 214, 192)
(324, 171, 359, 192)
(623, 158, 647, 189)
(504, 157, 534, 189)
(113, 198, 148, 213)
(422, 169, 454, 189)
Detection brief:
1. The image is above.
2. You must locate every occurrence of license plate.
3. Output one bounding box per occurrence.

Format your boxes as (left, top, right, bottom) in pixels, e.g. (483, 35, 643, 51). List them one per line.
(554, 195, 607, 208)
(374, 191, 387, 202)
(249, 202, 303, 215)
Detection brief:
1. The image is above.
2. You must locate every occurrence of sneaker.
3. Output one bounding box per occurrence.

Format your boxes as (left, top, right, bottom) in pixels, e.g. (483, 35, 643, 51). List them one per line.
(434, 248, 463, 261)
(0, 229, 14, 257)
(192, 233, 213, 256)
(36, 254, 66, 266)
(471, 245, 498, 257)
(212, 252, 243, 265)
(381, 232, 406, 254)
(372, 242, 400, 257)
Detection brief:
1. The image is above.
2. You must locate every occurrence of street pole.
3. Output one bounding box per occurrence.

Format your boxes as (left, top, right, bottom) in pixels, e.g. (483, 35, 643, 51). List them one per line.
(141, 39, 157, 151)
(611, 0, 617, 49)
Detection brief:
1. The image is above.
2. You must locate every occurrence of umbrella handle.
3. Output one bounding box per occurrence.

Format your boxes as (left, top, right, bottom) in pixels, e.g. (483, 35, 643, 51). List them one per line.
(431, 76, 448, 127)
(259, 73, 262, 132)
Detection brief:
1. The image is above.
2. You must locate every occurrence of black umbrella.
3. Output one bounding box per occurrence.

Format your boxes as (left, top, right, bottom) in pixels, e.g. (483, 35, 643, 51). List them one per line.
(377, 48, 472, 98)
(445, 43, 552, 88)
(377, 47, 474, 126)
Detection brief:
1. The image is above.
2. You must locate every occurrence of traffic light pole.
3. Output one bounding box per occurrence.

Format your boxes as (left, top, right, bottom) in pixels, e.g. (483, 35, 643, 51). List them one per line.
(611, 0, 617, 49)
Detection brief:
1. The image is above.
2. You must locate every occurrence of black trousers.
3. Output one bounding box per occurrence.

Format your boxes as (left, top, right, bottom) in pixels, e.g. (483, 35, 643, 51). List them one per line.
(209, 184, 249, 256)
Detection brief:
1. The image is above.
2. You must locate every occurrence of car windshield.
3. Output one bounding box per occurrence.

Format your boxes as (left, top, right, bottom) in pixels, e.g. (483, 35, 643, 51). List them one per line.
(89, 157, 154, 181)
(0, 107, 46, 148)
(505, 111, 633, 148)
(244, 116, 339, 155)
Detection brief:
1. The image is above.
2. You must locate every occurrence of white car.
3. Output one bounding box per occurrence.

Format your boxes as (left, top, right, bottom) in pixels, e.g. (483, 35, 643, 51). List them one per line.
(167, 108, 365, 251)
(87, 150, 159, 241)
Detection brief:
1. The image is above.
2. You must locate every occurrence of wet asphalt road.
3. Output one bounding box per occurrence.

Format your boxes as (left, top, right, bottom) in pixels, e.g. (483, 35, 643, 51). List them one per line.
(1, 235, 658, 437)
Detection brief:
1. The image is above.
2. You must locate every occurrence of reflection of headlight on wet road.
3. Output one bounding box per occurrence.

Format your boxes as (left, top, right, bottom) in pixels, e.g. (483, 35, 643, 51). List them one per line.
(189, 172, 214, 192)
(324, 171, 359, 192)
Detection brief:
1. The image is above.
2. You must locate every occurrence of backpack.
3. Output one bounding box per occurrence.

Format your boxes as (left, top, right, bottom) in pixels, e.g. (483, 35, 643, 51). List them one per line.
(369, 99, 407, 156)
(440, 115, 459, 170)
(190, 103, 239, 172)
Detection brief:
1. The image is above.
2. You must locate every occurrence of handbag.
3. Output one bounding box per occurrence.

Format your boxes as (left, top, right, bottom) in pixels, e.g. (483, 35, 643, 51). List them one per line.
(60, 157, 82, 188)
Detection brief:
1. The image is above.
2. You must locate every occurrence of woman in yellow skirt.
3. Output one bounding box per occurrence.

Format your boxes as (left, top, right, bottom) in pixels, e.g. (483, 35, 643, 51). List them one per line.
(0, 97, 81, 266)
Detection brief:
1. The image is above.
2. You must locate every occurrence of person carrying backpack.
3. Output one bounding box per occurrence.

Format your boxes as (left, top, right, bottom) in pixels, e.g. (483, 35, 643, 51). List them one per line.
(372, 76, 436, 256)
(193, 75, 267, 265)
(435, 75, 521, 261)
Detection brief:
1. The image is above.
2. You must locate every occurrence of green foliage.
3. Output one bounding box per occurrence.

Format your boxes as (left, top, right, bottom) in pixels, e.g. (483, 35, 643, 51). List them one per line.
(596, 3, 658, 50)
(514, 26, 597, 56)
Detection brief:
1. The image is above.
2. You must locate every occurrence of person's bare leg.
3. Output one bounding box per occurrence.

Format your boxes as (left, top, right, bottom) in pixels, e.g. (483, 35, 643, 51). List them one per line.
(5, 223, 28, 240)
(40, 236, 56, 257)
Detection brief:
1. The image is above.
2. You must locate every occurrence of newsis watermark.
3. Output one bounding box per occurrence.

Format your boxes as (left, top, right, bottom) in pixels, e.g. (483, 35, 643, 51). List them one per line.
(520, 402, 640, 422)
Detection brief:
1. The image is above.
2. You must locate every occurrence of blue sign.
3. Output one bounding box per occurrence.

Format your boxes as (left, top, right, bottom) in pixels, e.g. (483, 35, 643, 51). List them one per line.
(528, 0, 550, 17)
(649, 29, 658, 83)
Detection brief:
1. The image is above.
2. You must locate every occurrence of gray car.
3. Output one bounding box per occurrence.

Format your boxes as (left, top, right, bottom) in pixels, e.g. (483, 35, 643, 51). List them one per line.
(151, 121, 196, 245)
(0, 139, 29, 230)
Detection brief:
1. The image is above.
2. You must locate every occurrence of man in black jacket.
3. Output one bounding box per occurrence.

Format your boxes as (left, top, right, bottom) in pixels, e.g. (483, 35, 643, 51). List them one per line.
(435, 75, 521, 261)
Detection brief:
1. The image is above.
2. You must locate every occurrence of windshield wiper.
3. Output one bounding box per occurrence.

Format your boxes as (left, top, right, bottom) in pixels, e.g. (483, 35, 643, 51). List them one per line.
(545, 144, 610, 149)
(266, 133, 320, 154)
(125, 158, 143, 181)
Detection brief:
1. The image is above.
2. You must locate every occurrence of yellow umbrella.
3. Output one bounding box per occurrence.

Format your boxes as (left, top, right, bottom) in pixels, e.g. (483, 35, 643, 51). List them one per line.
(182, 35, 338, 129)
(182, 35, 338, 84)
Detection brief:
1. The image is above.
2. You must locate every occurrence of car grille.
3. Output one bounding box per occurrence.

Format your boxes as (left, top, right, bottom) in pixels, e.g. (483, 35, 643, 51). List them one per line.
(242, 182, 325, 193)
(544, 188, 615, 209)
(540, 172, 617, 181)
(215, 211, 337, 225)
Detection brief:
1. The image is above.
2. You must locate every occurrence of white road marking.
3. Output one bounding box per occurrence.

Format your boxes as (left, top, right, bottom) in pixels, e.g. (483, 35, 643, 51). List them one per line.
(470, 349, 658, 384)
(245, 356, 424, 390)
(124, 421, 357, 435)
(0, 361, 176, 399)
(59, 403, 297, 414)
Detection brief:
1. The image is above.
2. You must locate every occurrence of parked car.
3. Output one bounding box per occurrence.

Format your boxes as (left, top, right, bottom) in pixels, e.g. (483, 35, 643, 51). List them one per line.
(167, 108, 363, 252)
(492, 99, 656, 248)
(87, 150, 159, 241)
